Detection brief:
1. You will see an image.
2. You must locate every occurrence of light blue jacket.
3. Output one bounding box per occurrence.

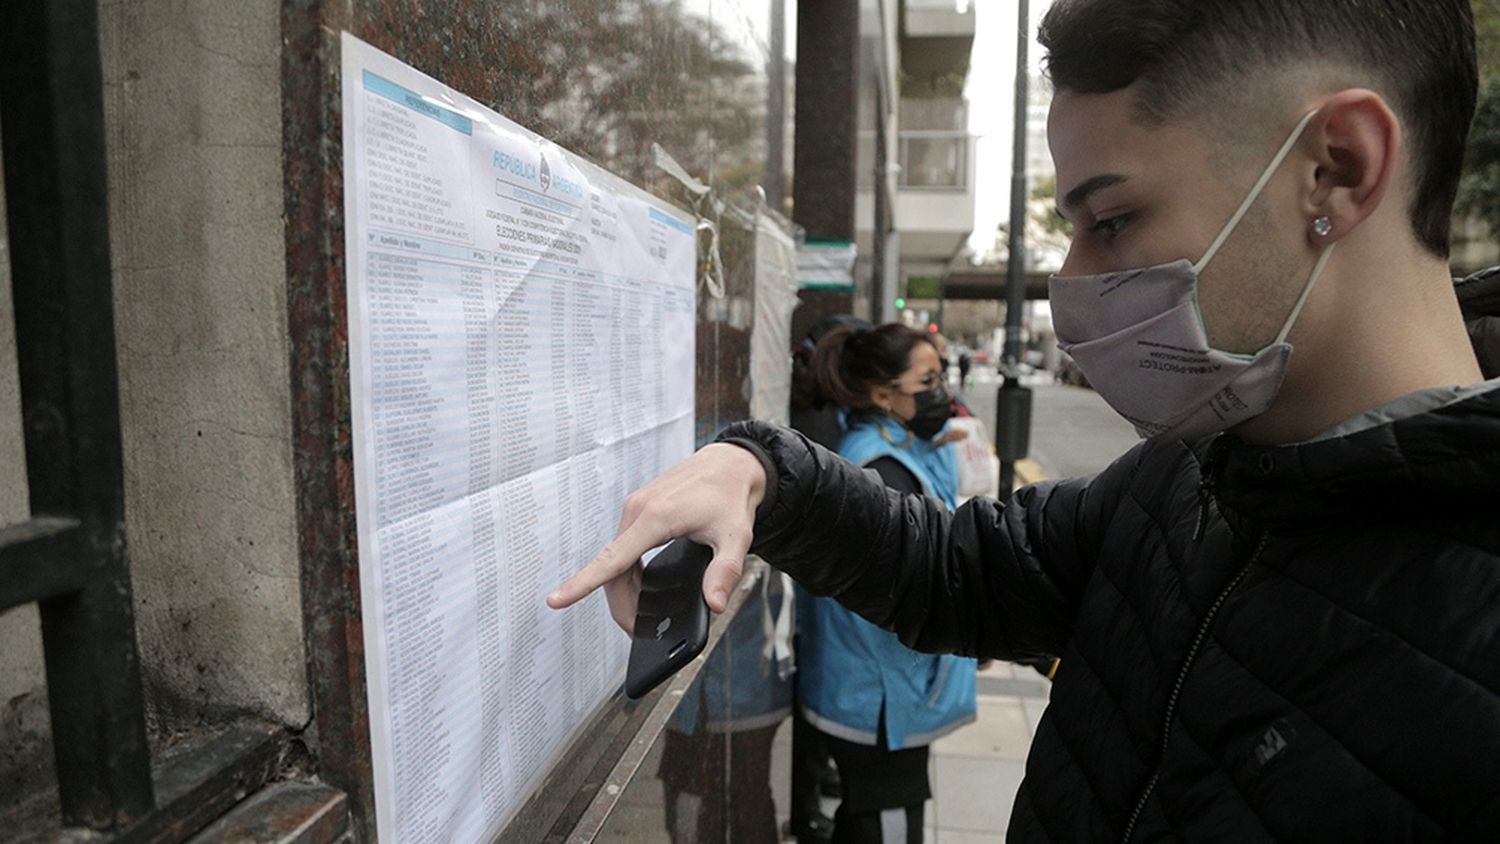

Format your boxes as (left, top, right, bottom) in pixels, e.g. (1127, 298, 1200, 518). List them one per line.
(797, 414, 977, 750)
(669, 570, 794, 735)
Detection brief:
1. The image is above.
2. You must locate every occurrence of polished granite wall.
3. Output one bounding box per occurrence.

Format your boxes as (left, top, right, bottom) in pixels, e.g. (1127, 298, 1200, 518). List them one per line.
(281, 1, 796, 837)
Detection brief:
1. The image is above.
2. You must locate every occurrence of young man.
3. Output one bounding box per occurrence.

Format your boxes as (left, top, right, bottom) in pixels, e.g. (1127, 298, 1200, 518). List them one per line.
(552, 0, 1500, 838)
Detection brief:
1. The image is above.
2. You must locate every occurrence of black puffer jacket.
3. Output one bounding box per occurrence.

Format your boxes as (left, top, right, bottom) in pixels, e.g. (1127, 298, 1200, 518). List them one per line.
(722, 383, 1500, 840)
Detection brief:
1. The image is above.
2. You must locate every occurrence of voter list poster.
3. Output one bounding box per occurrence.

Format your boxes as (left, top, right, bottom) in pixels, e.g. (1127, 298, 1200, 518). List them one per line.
(340, 35, 696, 842)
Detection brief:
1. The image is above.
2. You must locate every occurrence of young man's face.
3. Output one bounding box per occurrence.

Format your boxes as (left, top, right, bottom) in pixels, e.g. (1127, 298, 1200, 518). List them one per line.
(1049, 86, 1317, 356)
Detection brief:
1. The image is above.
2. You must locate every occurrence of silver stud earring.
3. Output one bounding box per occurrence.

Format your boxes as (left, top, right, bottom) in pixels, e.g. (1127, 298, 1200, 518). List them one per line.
(1312, 216, 1333, 238)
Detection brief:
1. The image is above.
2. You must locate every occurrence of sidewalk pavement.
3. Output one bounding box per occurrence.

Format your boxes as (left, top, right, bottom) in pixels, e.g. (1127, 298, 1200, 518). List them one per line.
(960, 366, 1138, 483)
(924, 659, 1052, 842)
(764, 655, 1048, 843)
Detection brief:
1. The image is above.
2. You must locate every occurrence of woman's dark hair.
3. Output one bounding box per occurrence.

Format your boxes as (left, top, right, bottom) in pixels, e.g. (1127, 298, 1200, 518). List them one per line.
(791, 316, 874, 411)
(1039, 0, 1476, 259)
(811, 323, 932, 411)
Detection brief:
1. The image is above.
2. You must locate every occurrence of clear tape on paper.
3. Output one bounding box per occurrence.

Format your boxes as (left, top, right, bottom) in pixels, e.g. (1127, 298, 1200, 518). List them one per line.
(652, 142, 709, 198)
(654, 142, 725, 300)
(697, 218, 725, 300)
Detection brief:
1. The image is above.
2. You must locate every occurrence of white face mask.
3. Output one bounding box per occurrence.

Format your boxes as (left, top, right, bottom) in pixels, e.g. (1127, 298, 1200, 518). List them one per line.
(1048, 110, 1336, 441)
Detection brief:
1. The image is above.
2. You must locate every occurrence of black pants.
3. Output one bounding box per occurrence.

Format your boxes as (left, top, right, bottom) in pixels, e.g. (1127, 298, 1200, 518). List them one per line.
(829, 801, 924, 844)
(820, 729, 929, 844)
(791, 704, 832, 824)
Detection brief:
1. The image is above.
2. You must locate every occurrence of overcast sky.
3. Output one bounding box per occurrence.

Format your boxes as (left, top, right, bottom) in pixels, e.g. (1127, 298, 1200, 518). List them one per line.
(968, 0, 1055, 253)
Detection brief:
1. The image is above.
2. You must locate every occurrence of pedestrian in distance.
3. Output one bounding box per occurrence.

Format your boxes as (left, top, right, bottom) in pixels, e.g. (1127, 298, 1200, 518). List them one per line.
(552, 0, 1500, 839)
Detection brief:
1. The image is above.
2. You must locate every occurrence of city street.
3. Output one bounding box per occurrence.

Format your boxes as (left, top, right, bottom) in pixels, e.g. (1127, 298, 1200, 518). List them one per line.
(961, 366, 1140, 481)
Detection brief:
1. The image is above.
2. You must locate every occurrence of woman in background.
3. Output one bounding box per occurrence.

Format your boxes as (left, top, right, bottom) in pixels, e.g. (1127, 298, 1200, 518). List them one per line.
(797, 322, 977, 844)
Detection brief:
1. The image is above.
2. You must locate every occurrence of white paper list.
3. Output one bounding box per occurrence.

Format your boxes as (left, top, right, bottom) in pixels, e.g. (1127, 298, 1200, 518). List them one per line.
(341, 34, 697, 842)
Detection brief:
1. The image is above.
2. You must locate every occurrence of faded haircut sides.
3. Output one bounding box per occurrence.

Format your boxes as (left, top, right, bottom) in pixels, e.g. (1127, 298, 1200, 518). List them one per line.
(1038, 0, 1478, 259)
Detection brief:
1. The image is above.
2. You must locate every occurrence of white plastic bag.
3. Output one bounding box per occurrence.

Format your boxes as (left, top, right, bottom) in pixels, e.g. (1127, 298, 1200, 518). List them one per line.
(948, 416, 1000, 498)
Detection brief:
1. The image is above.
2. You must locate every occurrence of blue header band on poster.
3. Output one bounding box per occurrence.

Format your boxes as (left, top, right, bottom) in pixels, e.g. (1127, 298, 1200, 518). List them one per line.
(362, 70, 474, 135)
(650, 207, 695, 236)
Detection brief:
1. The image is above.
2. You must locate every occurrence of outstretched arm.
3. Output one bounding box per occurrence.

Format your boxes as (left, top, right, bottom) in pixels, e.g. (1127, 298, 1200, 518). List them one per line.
(549, 421, 1136, 658)
(721, 421, 1128, 658)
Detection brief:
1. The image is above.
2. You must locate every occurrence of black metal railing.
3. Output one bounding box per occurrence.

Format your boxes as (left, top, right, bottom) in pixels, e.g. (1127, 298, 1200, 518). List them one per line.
(0, 0, 157, 830)
(1, 6, 320, 840)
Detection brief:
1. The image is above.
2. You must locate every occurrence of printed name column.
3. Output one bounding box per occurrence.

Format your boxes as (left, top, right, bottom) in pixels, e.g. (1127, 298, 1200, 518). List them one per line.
(365, 247, 457, 841)
(461, 253, 513, 826)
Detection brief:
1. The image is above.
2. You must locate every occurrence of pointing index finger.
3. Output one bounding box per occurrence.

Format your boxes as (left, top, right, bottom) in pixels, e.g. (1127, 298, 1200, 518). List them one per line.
(547, 519, 668, 609)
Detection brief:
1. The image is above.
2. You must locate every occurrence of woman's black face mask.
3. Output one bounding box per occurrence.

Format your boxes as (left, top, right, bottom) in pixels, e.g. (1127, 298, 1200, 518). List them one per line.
(906, 384, 955, 440)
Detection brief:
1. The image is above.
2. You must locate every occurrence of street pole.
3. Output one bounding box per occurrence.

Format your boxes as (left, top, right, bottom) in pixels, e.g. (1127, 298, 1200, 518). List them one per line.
(764, 0, 786, 214)
(996, 0, 1034, 502)
(936, 274, 945, 331)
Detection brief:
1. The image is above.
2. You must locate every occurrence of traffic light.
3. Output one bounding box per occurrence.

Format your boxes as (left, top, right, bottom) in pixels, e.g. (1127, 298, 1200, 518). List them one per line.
(895, 297, 906, 310)
(927, 323, 939, 334)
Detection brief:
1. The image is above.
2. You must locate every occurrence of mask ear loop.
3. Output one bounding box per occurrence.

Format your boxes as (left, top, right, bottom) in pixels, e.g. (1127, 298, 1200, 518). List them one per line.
(1192, 110, 1321, 275)
(1273, 242, 1335, 346)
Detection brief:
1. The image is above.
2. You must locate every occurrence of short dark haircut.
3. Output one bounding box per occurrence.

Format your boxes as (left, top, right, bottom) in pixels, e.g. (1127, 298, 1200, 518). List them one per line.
(1039, 0, 1477, 258)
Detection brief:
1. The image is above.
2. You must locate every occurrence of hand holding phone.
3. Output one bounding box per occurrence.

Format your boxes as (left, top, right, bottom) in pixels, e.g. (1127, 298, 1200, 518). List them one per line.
(547, 442, 766, 627)
(624, 538, 713, 699)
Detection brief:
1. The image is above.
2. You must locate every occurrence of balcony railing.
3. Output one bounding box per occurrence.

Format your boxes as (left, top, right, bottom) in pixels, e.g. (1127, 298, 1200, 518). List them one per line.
(856, 130, 971, 191)
(899, 130, 969, 190)
(902, 0, 976, 38)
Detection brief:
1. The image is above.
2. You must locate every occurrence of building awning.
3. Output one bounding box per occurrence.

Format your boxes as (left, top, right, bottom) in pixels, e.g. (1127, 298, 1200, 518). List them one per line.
(938, 266, 1053, 301)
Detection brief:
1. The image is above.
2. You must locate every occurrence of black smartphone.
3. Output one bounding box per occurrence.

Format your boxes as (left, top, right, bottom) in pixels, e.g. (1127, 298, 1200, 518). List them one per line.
(625, 538, 712, 700)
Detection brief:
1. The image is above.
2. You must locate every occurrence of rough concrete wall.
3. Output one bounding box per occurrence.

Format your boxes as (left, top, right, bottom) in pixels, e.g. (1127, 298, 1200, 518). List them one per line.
(0, 120, 54, 784)
(99, 0, 307, 729)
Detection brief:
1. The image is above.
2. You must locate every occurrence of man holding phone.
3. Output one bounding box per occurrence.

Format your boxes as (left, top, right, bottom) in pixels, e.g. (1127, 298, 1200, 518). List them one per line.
(552, 0, 1500, 838)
